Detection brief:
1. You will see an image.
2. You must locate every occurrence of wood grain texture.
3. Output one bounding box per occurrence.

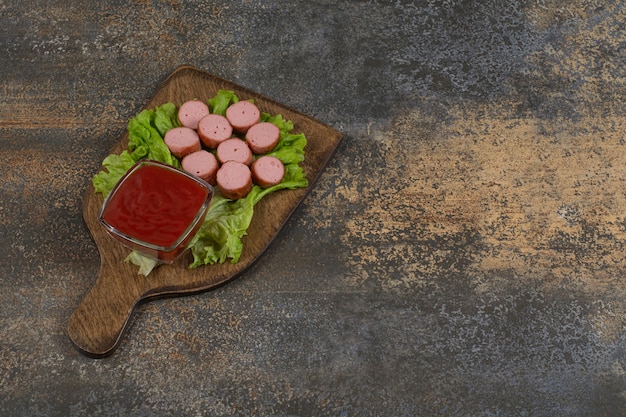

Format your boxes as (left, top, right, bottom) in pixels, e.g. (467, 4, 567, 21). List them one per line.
(67, 65, 343, 357)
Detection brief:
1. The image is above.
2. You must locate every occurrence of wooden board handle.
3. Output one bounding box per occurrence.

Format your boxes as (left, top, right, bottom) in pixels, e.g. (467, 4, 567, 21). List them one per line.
(67, 263, 145, 358)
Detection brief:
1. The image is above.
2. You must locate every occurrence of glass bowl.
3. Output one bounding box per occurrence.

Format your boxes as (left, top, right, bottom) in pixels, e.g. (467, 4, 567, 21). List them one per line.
(98, 159, 213, 264)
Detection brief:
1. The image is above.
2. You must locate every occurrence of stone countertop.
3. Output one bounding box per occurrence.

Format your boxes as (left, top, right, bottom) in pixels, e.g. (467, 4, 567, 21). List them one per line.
(1, 1, 624, 416)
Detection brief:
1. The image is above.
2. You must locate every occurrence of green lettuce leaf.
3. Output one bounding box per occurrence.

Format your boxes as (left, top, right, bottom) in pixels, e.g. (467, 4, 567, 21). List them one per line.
(188, 156, 308, 268)
(266, 132, 307, 165)
(208, 90, 239, 116)
(92, 151, 137, 196)
(188, 191, 256, 266)
(125, 251, 160, 276)
(153, 102, 180, 136)
(261, 113, 293, 131)
(127, 103, 181, 167)
(92, 102, 181, 197)
(260, 113, 306, 164)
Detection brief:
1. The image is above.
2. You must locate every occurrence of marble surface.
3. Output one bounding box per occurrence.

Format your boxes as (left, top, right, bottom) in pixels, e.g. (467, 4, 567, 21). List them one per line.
(1, 1, 625, 416)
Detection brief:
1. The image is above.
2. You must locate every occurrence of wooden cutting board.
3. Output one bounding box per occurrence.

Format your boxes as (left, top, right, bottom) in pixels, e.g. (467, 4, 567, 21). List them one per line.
(67, 65, 343, 358)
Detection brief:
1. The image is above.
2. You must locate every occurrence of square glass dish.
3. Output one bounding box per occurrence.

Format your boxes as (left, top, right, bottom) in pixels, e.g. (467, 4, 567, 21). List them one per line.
(98, 159, 214, 263)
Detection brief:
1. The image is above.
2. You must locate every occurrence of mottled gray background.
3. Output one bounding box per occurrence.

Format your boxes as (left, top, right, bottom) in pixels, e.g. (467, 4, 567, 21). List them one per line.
(1, 1, 625, 416)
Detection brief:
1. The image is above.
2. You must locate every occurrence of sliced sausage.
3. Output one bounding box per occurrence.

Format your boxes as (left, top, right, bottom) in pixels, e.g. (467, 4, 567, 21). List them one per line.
(181, 150, 219, 186)
(216, 161, 253, 200)
(197, 114, 233, 148)
(251, 156, 285, 188)
(216, 138, 253, 166)
(245, 122, 280, 154)
(225, 100, 260, 133)
(178, 100, 210, 130)
(163, 127, 202, 159)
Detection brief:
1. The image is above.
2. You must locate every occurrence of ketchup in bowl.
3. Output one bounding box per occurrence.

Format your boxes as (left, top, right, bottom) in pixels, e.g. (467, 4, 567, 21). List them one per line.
(99, 160, 213, 263)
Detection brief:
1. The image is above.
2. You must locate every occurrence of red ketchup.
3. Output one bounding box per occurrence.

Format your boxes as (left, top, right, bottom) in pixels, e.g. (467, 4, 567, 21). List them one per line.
(100, 160, 212, 263)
